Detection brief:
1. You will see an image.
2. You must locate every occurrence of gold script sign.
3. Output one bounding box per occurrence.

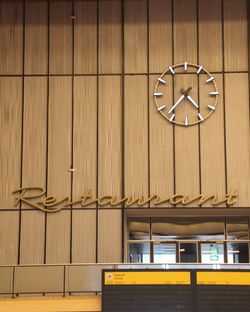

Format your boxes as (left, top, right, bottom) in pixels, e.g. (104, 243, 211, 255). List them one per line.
(12, 187, 238, 213)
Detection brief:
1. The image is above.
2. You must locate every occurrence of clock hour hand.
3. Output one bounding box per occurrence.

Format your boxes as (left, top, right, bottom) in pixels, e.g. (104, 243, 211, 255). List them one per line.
(168, 95, 185, 114)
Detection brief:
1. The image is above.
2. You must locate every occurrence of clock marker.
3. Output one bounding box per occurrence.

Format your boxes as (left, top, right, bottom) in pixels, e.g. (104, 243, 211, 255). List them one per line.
(197, 66, 203, 74)
(154, 92, 163, 97)
(206, 76, 215, 83)
(184, 62, 188, 71)
(198, 113, 204, 121)
(210, 91, 219, 96)
(169, 114, 175, 122)
(169, 66, 175, 75)
(207, 104, 216, 110)
(157, 104, 166, 112)
(185, 116, 188, 126)
(157, 77, 167, 84)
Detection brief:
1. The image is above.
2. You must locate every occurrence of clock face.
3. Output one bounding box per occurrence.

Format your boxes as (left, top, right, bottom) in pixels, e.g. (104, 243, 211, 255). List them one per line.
(154, 62, 219, 126)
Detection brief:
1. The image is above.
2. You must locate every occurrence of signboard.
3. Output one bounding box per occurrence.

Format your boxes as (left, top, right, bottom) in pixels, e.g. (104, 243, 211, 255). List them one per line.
(104, 271, 191, 285)
(197, 271, 250, 285)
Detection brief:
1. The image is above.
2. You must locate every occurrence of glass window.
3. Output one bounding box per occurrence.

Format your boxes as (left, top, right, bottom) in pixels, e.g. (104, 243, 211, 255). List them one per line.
(128, 243, 150, 263)
(128, 218, 150, 240)
(179, 243, 197, 263)
(201, 243, 224, 263)
(127, 217, 249, 264)
(226, 217, 249, 240)
(227, 242, 249, 263)
(152, 218, 225, 240)
(154, 243, 176, 263)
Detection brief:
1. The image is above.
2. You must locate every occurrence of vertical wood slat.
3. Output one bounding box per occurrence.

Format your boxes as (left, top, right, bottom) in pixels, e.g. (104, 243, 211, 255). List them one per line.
(50, 2, 72, 74)
(46, 77, 72, 263)
(98, 76, 122, 205)
(98, 210, 121, 262)
(173, 0, 197, 64)
(225, 74, 250, 206)
(25, 2, 48, 74)
(149, 0, 172, 73)
(72, 210, 96, 263)
(99, 0, 122, 74)
(149, 75, 174, 207)
(46, 211, 71, 264)
(0, 212, 19, 265)
(124, 76, 148, 204)
(124, 0, 147, 73)
(224, 0, 248, 71)
(74, 0, 97, 74)
(0, 78, 22, 209)
(47, 77, 72, 202)
(73, 77, 97, 208)
(200, 74, 226, 206)
(0, 3, 23, 74)
(22, 77, 47, 194)
(20, 77, 47, 263)
(173, 0, 199, 206)
(174, 74, 200, 206)
(199, 0, 222, 72)
(20, 211, 45, 264)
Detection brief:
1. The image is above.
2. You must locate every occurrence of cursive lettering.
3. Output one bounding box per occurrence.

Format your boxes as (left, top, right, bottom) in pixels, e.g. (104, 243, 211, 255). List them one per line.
(12, 187, 238, 213)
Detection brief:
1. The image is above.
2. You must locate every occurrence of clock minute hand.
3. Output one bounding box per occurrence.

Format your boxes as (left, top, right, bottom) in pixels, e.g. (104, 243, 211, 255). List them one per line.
(186, 95, 199, 109)
(168, 95, 185, 114)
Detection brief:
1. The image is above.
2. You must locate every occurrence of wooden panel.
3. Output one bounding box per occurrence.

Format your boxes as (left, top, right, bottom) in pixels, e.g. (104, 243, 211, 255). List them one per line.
(73, 77, 97, 208)
(200, 74, 225, 206)
(174, 0, 197, 64)
(0, 78, 22, 209)
(149, 0, 172, 73)
(199, 0, 222, 71)
(46, 76, 71, 263)
(98, 210, 121, 262)
(0, 3, 23, 74)
(99, 0, 122, 74)
(50, 2, 72, 74)
(224, 0, 248, 71)
(22, 77, 47, 192)
(149, 75, 174, 207)
(20, 211, 45, 264)
(15, 266, 64, 293)
(98, 76, 121, 205)
(47, 77, 72, 202)
(124, 76, 148, 204)
(46, 211, 70, 263)
(0, 212, 19, 265)
(72, 210, 96, 263)
(74, 1, 97, 74)
(25, 2, 48, 74)
(174, 74, 200, 205)
(0, 267, 12, 295)
(225, 74, 250, 206)
(124, 0, 147, 73)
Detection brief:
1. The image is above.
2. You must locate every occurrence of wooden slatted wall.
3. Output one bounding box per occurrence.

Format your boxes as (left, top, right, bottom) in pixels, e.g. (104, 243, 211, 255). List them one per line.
(0, 0, 249, 265)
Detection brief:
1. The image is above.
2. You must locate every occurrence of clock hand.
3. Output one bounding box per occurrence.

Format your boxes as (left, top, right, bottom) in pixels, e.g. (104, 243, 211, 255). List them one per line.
(180, 87, 198, 108)
(186, 95, 199, 109)
(168, 95, 185, 114)
(180, 87, 192, 96)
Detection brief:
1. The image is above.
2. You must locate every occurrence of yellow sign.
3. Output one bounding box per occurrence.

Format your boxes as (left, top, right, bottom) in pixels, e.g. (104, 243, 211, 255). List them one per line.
(12, 186, 238, 213)
(104, 271, 191, 285)
(197, 272, 250, 285)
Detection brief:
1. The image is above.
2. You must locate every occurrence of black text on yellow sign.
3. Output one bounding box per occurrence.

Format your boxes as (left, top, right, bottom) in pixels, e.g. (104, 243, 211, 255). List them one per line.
(104, 271, 191, 285)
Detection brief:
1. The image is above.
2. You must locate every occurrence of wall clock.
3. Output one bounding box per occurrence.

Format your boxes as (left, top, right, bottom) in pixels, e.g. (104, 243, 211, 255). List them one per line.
(154, 62, 219, 126)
